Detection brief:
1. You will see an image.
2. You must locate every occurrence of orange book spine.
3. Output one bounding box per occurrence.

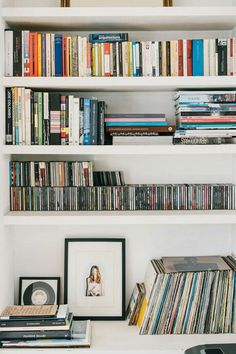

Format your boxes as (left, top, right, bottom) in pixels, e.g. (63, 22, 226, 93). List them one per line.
(178, 39, 183, 76)
(104, 42, 110, 77)
(29, 33, 34, 77)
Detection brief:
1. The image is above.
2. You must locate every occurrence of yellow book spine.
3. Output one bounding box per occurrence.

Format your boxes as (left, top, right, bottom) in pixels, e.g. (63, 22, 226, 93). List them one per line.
(162, 41, 167, 77)
(137, 297, 147, 329)
(98, 43, 102, 77)
(91, 45, 95, 76)
(37, 33, 42, 77)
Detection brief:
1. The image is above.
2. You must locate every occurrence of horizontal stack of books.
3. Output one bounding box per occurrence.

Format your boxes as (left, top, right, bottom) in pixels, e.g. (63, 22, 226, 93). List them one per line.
(174, 90, 236, 145)
(0, 305, 91, 348)
(10, 160, 236, 211)
(5, 88, 107, 146)
(5, 30, 236, 77)
(105, 113, 175, 145)
(128, 255, 236, 335)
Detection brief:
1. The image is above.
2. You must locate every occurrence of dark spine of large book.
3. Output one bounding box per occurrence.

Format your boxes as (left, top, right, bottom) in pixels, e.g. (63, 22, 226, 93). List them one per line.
(0, 317, 67, 328)
(30, 90, 35, 145)
(173, 137, 233, 145)
(49, 93, 61, 145)
(89, 33, 128, 43)
(0, 329, 71, 341)
(118, 42, 123, 76)
(218, 39, 227, 76)
(159, 42, 162, 76)
(13, 30, 22, 76)
(166, 41, 171, 76)
(90, 99, 98, 145)
(112, 43, 117, 77)
(98, 101, 106, 145)
(5, 88, 13, 145)
(55, 34, 63, 77)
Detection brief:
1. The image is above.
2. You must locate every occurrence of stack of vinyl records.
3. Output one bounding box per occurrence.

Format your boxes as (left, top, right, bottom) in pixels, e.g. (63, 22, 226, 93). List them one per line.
(128, 255, 236, 335)
(0, 305, 91, 348)
(105, 113, 175, 145)
(174, 91, 236, 145)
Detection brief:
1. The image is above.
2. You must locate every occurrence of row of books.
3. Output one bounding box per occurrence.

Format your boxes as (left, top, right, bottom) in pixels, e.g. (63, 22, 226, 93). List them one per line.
(10, 161, 125, 188)
(5, 88, 107, 146)
(10, 184, 236, 211)
(5, 30, 236, 77)
(0, 305, 91, 348)
(127, 255, 236, 335)
(174, 90, 236, 145)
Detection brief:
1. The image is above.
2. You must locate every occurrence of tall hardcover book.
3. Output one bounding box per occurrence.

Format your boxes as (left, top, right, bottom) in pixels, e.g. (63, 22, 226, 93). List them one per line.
(83, 98, 91, 145)
(90, 99, 98, 145)
(192, 39, 203, 76)
(49, 93, 61, 145)
(5, 30, 13, 77)
(217, 39, 227, 76)
(13, 30, 22, 77)
(5, 88, 13, 145)
(55, 34, 63, 76)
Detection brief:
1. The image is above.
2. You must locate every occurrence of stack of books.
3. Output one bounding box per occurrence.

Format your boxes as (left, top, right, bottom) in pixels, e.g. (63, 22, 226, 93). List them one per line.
(0, 305, 91, 348)
(128, 255, 236, 335)
(5, 30, 236, 77)
(105, 113, 175, 145)
(174, 90, 236, 145)
(5, 88, 107, 146)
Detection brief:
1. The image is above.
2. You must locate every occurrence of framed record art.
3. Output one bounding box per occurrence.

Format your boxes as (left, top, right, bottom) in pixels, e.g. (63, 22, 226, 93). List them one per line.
(19, 277, 60, 306)
(64, 238, 126, 320)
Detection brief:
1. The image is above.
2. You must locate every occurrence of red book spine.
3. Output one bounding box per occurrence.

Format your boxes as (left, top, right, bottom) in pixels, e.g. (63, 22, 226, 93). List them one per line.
(29, 33, 33, 77)
(187, 39, 192, 76)
(178, 39, 183, 76)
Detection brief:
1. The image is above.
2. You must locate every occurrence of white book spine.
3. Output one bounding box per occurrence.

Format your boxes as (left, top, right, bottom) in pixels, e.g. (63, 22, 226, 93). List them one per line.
(73, 97, 80, 145)
(46, 33, 52, 77)
(43, 92, 49, 145)
(116, 42, 120, 77)
(146, 42, 152, 77)
(18, 89, 22, 145)
(204, 39, 209, 76)
(155, 41, 159, 77)
(151, 41, 156, 77)
(183, 40, 187, 76)
(110, 43, 113, 76)
(69, 95, 74, 145)
(141, 42, 146, 76)
(5, 30, 13, 77)
(174, 40, 179, 77)
(25, 89, 31, 145)
(209, 39, 216, 76)
(30, 162, 35, 187)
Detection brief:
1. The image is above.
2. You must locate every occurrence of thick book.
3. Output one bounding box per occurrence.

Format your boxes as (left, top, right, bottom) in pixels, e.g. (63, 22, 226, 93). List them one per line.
(217, 39, 227, 76)
(105, 113, 165, 118)
(13, 30, 22, 77)
(0, 327, 71, 341)
(106, 125, 176, 133)
(5, 30, 13, 77)
(49, 93, 61, 145)
(0, 305, 59, 320)
(5, 88, 13, 145)
(0, 321, 91, 349)
(89, 33, 128, 43)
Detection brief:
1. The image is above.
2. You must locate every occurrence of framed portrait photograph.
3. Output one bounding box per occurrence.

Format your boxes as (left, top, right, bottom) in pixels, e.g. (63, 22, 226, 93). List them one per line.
(19, 277, 60, 306)
(64, 238, 126, 320)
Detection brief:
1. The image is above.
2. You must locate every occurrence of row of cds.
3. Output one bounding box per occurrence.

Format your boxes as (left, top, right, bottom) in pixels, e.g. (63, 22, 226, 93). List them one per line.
(139, 256, 236, 335)
(10, 184, 236, 211)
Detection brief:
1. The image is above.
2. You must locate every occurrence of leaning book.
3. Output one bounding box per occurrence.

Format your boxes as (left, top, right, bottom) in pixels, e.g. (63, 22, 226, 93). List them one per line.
(0, 321, 91, 348)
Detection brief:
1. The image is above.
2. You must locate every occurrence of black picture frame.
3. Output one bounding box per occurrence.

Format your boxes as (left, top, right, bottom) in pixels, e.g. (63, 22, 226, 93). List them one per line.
(19, 277, 60, 306)
(64, 238, 126, 320)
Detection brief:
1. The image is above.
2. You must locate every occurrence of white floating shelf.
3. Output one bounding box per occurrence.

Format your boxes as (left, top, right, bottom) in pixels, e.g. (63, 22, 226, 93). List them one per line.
(1, 321, 236, 354)
(3, 76, 236, 92)
(4, 144, 236, 156)
(4, 210, 236, 226)
(2, 7, 236, 31)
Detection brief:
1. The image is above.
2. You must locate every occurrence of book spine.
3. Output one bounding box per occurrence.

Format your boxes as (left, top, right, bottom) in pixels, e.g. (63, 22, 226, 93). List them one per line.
(55, 34, 63, 76)
(38, 92, 43, 145)
(13, 30, 22, 77)
(23, 30, 30, 77)
(204, 39, 210, 76)
(37, 33, 42, 77)
(5, 88, 13, 145)
(187, 39, 192, 76)
(0, 318, 67, 328)
(33, 32, 38, 76)
(69, 95, 74, 145)
(43, 92, 50, 145)
(46, 33, 51, 77)
(0, 330, 71, 341)
(79, 98, 84, 145)
(42, 33, 46, 77)
(183, 39, 187, 76)
(87, 42, 92, 77)
(90, 99, 98, 145)
(21, 88, 25, 145)
(215, 38, 219, 76)
(192, 39, 203, 76)
(209, 38, 216, 76)
(166, 41, 171, 76)
(89, 33, 128, 43)
(234, 38, 236, 76)
(5, 30, 13, 76)
(104, 42, 110, 77)
(73, 97, 80, 145)
(98, 101, 106, 145)
(30, 90, 34, 145)
(218, 38, 227, 76)
(72, 35, 78, 77)
(173, 137, 232, 145)
(162, 41, 167, 77)
(49, 93, 61, 145)
(17, 88, 22, 145)
(60, 95, 66, 145)
(83, 98, 91, 145)
(34, 92, 38, 144)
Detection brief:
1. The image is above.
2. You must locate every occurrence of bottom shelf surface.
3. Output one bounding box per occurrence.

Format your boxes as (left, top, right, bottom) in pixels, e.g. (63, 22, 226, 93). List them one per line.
(1, 321, 236, 354)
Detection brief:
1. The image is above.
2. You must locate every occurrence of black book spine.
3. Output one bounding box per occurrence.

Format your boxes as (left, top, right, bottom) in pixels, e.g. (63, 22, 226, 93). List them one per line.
(98, 101, 105, 145)
(218, 39, 227, 76)
(112, 43, 117, 77)
(49, 93, 61, 145)
(43, 92, 50, 145)
(13, 30, 22, 77)
(118, 42, 123, 76)
(0, 329, 71, 341)
(6, 88, 13, 145)
(0, 318, 66, 328)
(90, 99, 98, 145)
(159, 42, 162, 76)
(166, 41, 171, 76)
(139, 42, 142, 77)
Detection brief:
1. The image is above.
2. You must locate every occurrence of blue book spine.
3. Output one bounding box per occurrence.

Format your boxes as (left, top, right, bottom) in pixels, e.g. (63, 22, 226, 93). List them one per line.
(192, 39, 203, 76)
(83, 98, 91, 145)
(105, 122, 168, 127)
(54, 34, 62, 77)
(42, 33, 46, 77)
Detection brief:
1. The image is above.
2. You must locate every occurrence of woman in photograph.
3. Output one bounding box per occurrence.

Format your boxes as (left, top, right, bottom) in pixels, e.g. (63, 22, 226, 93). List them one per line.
(86, 265, 103, 296)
